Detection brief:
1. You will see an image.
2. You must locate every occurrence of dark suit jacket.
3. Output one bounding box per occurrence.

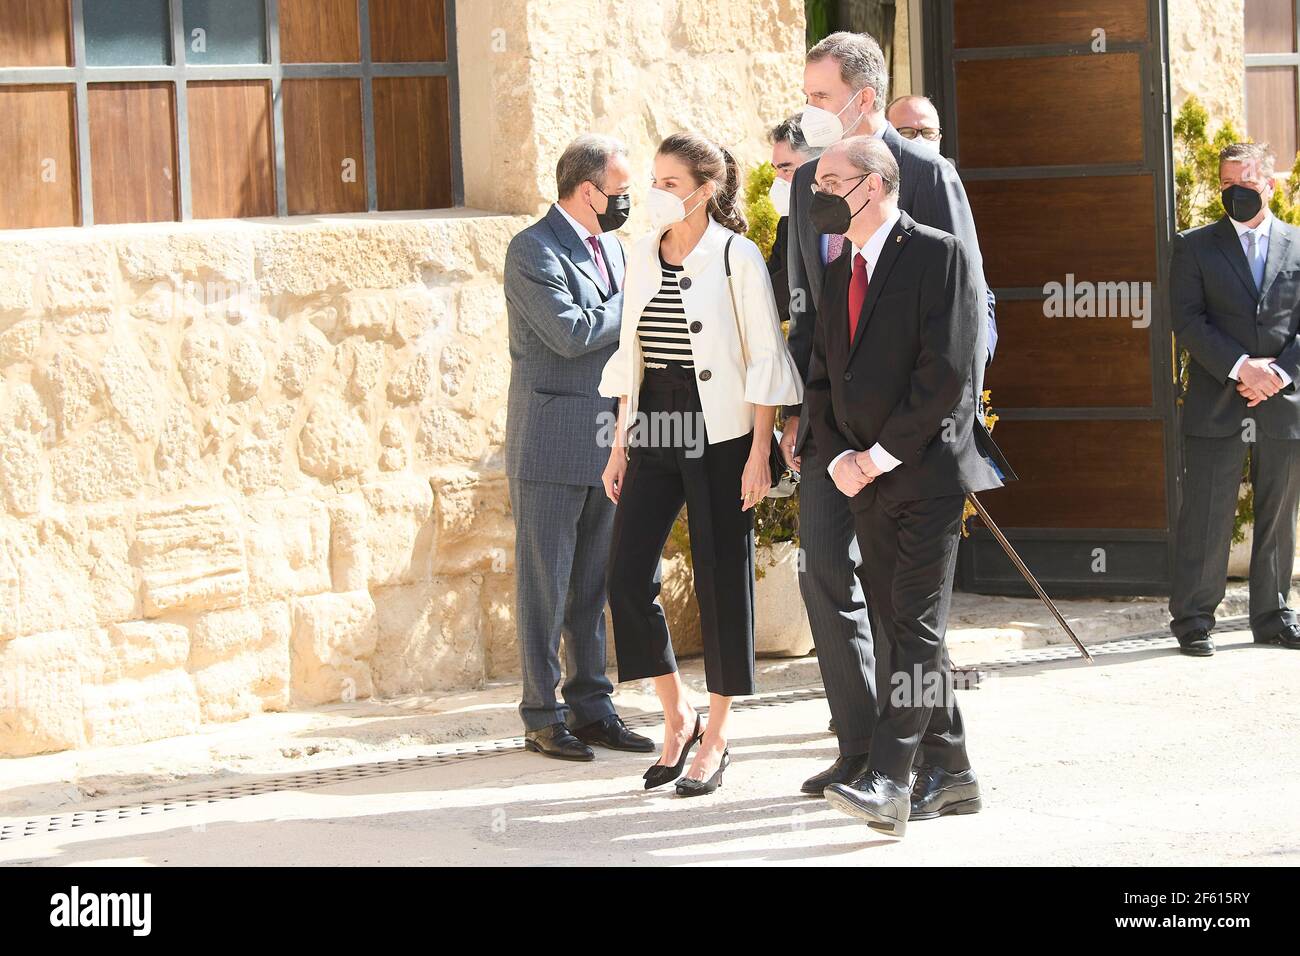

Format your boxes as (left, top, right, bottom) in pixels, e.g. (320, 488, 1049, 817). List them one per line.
(503, 204, 626, 486)
(804, 211, 1011, 513)
(766, 215, 791, 326)
(1174, 215, 1300, 439)
(787, 122, 997, 447)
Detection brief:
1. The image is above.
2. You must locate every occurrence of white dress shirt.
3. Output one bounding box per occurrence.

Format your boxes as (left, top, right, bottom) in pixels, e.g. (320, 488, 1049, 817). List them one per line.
(1226, 212, 1290, 387)
(827, 209, 904, 481)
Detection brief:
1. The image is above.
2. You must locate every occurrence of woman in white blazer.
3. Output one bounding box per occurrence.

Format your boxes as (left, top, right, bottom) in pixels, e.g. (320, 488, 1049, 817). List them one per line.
(598, 132, 803, 797)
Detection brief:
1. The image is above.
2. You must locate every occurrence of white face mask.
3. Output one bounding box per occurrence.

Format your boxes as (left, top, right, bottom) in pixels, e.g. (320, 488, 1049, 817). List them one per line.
(768, 176, 791, 217)
(646, 183, 706, 230)
(800, 90, 866, 148)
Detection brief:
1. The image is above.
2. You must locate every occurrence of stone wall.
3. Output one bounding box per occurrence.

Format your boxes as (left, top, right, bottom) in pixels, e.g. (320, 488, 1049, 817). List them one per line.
(457, 0, 809, 220)
(1168, 0, 1244, 129)
(0, 214, 526, 756)
(0, 0, 808, 756)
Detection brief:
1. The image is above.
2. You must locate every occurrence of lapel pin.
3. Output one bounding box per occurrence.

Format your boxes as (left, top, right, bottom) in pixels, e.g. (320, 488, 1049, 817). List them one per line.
(895, 235, 903, 243)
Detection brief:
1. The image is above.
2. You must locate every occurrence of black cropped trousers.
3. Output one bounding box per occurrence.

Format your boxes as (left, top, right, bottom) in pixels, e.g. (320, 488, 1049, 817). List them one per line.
(607, 365, 757, 697)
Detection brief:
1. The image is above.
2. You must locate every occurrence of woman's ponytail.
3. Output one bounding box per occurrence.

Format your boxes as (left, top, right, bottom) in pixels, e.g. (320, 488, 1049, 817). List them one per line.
(709, 143, 748, 235)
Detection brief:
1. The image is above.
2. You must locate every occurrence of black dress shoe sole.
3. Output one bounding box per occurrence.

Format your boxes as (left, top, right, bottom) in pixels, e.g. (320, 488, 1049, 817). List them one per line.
(800, 781, 830, 796)
(823, 788, 907, 837)
(1254, 636, 1300, 649)
(578, 737, 656, 753)
(910, 795, 982, 821)
(523, 739, 594, 761)
(1178, 645, 1214, 657)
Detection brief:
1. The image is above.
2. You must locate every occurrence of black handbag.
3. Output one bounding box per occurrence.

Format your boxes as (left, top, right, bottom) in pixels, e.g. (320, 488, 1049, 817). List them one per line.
(723, 236, 800, 499)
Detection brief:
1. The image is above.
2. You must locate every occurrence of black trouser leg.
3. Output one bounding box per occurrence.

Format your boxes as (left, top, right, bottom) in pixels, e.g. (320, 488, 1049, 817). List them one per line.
(607, 437, 687, 684)
(1170, 435, 1248, 638)
(1247, 435, 1300, 638)
(682, 430, 756, 697)
(856, 494, 970, 782)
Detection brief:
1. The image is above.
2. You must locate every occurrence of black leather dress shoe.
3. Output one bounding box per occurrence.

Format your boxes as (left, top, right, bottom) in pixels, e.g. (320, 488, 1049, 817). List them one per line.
(573, 714, 655, 752)
(1256, 624, 1300, 649)
(910, 765, 982, 820)
(824, 770, 911, 837)
(523, 722, 594, 761)
(1177, 629, 1214, 657)
(800, 753, 870, 795)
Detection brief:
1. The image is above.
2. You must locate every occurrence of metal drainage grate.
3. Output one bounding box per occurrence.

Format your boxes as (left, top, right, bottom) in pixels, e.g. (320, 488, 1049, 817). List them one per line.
(0, 623, 1213, 843)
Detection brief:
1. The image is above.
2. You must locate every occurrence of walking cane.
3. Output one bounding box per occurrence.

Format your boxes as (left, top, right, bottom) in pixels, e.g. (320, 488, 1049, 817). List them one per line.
(966, 493, 1094, 663)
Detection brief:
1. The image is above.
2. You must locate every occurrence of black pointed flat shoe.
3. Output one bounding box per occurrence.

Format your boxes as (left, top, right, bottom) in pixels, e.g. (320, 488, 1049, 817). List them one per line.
(644, 715, 703, 789)
(675, 748, 730, 797)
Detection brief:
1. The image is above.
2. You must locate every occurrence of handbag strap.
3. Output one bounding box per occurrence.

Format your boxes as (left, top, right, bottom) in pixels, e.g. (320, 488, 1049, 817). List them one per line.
(722, 235, 751, 369)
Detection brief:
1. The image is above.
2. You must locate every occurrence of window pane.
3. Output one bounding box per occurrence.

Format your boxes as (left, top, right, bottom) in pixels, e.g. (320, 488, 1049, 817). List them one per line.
(88, 82, 178, 224)
(0, 0, 71, 67)
(371, 0, 446, 62)
(1245, 0, 1297, 54)
(283, 78, 366, 215)
(84, 0, 170, 66)
(373, 76, 452, 211)
(1246, 66, 1298, 166)
(0, 84, 79, 228)
(183, 0, 266, 64)
(188, 80, 276, 219)
(280, 0, 358, 63)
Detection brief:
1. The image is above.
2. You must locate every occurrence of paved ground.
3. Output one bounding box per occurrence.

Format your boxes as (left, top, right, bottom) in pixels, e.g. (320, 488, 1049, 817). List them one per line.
(1, 583, 1269, 817)
(2, 628, 1297, 866)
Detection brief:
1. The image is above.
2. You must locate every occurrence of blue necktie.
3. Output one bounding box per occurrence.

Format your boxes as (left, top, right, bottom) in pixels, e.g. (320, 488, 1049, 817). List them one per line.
(1246, 231, 1265, 291)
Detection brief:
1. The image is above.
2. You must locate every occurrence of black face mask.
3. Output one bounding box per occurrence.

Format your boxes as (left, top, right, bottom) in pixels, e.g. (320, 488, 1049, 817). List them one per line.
(809, 174, 870, 235)
(1222, 183, 1264, 223)
(589, 188, 631, 232)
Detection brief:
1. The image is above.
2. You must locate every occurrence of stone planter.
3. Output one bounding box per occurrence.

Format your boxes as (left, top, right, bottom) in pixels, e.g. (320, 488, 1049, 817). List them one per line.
(1227, 526, 1251, 579)
(753, 541, 813, 657)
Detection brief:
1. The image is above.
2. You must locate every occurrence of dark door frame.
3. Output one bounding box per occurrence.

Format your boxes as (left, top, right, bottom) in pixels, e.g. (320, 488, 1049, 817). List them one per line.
(918, 0, 1180, 596)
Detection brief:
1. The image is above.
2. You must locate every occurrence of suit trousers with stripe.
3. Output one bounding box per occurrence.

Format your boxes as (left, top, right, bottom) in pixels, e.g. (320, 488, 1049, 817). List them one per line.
(855, 493, 971, 782)
(797, 447, 881, 757)
(508, 476, 617, 733)
(1170, 433, 1300, 640)
(607, 366, 757, 697)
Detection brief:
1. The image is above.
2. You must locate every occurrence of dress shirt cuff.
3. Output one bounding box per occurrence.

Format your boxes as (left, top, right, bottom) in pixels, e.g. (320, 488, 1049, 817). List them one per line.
(827, 449, 856, 479)
(868, 443, 901, 473)
(1228, 354, 1249, 382)
(1271, 363, 1293, 388)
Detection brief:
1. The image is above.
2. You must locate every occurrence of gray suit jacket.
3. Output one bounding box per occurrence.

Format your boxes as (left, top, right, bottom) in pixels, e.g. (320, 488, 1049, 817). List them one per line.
(504, 204, 626, 486)
(1174, 215, 1300, 439)
(786, 122, 996, 453)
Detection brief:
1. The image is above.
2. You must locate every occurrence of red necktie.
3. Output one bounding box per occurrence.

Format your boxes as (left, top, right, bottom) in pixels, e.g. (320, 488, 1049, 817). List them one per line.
(586, 235, 609, 291)
(848, 252, 868, 342)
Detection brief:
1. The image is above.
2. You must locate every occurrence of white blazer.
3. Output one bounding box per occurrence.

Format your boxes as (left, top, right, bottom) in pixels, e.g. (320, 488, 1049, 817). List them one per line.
(598, 216, 803, 444)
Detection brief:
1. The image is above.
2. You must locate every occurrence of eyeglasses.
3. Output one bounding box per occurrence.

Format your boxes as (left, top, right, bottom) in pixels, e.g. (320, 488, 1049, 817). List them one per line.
(810, 173, 867, 195)
(897, 126, 942, 141)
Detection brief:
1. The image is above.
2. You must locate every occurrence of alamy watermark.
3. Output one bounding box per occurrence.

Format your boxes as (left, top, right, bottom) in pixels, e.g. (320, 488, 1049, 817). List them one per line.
(597, 410, 707, 458)
(1043, 274, 1152, 329)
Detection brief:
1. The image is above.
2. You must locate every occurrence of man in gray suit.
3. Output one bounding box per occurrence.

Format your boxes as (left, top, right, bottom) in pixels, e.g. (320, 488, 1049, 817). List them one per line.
(1170, 142, 1300, 657)
(780, 31, 999, 802)
(504, 134, 654, 760)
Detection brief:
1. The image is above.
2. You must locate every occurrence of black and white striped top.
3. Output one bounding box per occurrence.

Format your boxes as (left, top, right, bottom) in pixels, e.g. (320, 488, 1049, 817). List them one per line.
(637, 256, 695, 370)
